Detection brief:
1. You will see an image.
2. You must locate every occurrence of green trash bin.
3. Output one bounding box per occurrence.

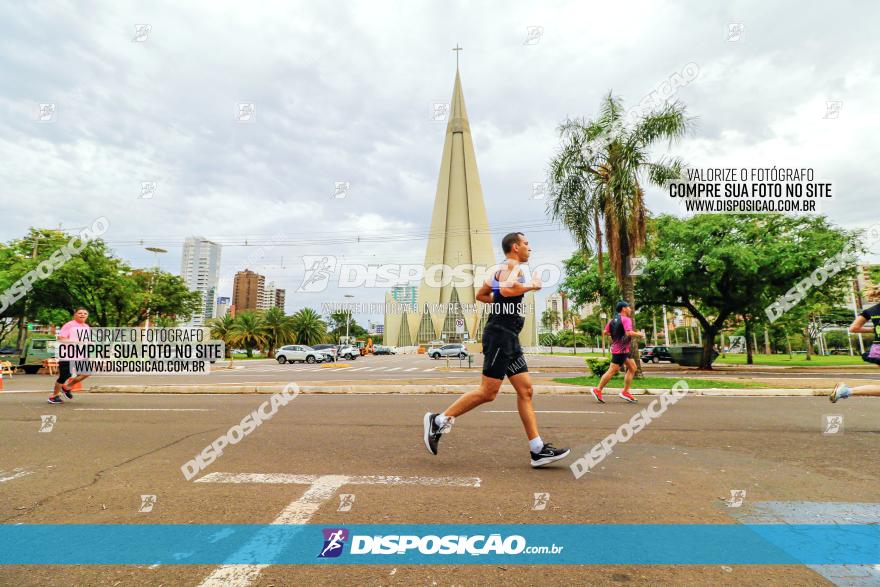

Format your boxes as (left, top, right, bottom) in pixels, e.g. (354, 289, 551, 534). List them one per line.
(667, 345, 718, 367)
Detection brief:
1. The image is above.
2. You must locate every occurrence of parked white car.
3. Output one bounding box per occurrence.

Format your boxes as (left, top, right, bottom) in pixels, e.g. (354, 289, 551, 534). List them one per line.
(337, 345, 360, 360)
(276, 345, 325, 364)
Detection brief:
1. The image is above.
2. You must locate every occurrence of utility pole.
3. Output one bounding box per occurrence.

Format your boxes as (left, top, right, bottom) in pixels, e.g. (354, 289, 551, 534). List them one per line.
(144, 247, 167, 328)
(343, 294, 354, 344)
(662, 305, 669, 345)
(652, 310, 658, 346)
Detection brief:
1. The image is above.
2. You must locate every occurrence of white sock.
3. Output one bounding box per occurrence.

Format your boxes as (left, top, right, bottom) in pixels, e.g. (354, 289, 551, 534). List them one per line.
(434, 414, 450, 428)
(529, 436, 544, 453)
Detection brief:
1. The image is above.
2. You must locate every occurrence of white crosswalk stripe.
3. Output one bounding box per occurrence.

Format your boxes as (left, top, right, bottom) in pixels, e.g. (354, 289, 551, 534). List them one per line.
(385, 367, 401, 372)
(403, 367, 419, 372)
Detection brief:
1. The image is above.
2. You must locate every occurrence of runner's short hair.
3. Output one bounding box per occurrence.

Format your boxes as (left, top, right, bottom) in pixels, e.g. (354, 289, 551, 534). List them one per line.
(74, 307, 88, 313)
(502, 232, 525, 254)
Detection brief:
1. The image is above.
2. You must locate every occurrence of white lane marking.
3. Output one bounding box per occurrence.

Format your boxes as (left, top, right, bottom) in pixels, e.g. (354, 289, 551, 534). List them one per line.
(367, 367, 386, 371)
(403, 368, 419, 372)
(74, 408, 213, 412)
(483, 410, 610, 414)
(385, 367, 401, 372)
(425, 368, 437, 372)
(0, 468, 34, 483)
(348, 367, 371, 371)
(197, 472, 482, 488)
(196, 475, 349, 587)
(196, 472, 480, 586)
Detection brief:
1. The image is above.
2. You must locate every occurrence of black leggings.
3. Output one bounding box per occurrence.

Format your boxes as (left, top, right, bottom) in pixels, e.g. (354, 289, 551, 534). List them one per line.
(56, 361, 72, 384)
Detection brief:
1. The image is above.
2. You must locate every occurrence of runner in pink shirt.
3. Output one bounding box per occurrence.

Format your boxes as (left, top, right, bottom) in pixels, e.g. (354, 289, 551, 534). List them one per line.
(48, 307, 92, 404)
(591, 301, 645, 404)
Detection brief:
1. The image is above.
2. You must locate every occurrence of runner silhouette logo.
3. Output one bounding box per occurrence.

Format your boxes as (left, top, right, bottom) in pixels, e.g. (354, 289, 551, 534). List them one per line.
(318, 528, 349, 558)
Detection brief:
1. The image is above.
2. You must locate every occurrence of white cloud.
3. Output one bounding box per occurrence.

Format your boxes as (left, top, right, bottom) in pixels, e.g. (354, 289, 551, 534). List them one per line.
(1, 0, 878, 323)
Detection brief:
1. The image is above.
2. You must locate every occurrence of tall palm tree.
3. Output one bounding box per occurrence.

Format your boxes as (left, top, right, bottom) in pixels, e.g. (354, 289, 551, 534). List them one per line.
(229, 311, 268, 358)
(207, 314, 236, 359)
(291, 308, 326, 346)
(263, 307, 296, 357)
(548, 92, 691, 359)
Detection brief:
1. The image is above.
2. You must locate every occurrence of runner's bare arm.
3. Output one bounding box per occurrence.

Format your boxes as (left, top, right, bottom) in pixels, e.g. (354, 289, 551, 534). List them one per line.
(849, 315, 873, 334)
(500, 266, 540, 297)
(476, 280, 493, 304)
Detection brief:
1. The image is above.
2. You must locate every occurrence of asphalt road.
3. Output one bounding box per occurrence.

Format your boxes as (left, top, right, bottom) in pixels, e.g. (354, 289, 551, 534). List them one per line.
(1, 390, 877, 586)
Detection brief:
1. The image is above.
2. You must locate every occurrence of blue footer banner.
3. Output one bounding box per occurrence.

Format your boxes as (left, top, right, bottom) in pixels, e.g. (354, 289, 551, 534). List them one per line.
(0, 524, 877, 565)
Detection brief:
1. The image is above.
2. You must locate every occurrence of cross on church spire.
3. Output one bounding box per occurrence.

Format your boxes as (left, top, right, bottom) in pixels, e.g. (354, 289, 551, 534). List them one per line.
(452, 43, 462, 69)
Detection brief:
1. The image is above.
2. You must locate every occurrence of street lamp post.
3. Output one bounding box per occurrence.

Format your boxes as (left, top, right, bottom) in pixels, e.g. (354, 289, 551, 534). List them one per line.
(144, 247, 167, 328)
(343, 294, 354, 344)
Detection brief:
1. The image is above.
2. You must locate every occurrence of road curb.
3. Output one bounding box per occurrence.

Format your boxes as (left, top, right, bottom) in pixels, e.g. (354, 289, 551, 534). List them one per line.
(87, 383, 828, 396)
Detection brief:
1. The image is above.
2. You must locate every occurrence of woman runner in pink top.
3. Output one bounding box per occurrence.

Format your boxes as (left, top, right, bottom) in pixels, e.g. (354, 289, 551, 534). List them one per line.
(48, 308, 91, 404)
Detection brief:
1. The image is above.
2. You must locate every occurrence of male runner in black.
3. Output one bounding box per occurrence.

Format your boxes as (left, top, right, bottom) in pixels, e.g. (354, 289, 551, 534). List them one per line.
(423, 232, 570, 467)
(830, 287, 880, 401)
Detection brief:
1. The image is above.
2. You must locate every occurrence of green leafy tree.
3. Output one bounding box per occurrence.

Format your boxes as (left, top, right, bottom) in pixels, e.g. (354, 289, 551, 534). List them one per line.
(0, 229, 200, 330)
(539, 331, 560, 352)
(327, 310, 368, 342)
(637, 214, 858, 368)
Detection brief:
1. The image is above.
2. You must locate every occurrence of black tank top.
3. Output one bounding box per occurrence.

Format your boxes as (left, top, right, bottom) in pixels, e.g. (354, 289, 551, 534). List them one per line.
(485, 269, 526, 334)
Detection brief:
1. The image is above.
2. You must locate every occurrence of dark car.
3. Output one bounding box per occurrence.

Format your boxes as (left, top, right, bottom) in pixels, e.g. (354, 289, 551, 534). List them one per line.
(640, 345, 674, 363)
(0, 346, 18, 355)
(373, 346, 396, 355)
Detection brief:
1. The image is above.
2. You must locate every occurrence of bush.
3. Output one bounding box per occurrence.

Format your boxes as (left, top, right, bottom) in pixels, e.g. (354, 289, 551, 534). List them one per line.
(585, 357, 611, 377)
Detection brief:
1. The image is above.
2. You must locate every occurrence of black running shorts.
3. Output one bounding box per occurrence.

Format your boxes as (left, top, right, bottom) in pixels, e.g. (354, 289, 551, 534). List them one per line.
(611, 353, 629, 366)
(481, 324, 528, 380)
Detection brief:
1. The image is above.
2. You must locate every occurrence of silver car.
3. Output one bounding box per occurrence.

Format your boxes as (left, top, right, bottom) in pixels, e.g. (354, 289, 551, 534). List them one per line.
(427, 343, 469, 359)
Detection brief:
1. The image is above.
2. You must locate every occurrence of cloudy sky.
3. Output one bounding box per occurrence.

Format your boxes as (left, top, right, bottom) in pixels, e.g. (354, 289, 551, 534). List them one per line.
(2, 0, 878, 324)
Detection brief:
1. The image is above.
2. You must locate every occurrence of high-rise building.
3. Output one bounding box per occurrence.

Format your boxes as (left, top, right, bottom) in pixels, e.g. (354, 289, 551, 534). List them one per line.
(233, 269, 265, 312)
(544, 292, 567, 333)
(383, 65, 536, 347)
(215, 296, 231, 319)
(180, 237, 222, 327)
(390, 286, 418, 311)
(275, 288, 286, 311)
(261, 281, 277, 310)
